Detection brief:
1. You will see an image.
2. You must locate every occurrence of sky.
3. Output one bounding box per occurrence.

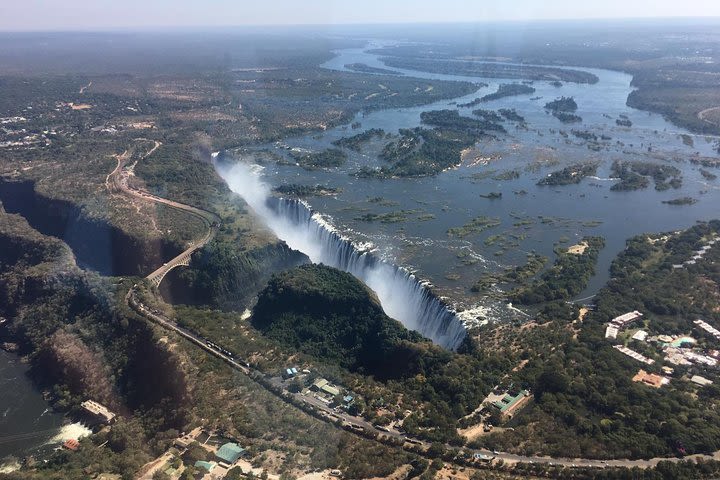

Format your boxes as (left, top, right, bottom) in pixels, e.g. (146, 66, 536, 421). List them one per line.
(2, 0, 720, 31)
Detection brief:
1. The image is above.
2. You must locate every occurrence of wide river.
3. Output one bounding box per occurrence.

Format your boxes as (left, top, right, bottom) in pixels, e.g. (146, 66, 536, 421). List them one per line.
(234, 41, 720, 324)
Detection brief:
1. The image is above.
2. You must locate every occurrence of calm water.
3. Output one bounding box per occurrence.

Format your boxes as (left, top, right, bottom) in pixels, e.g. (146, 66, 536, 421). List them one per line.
(234, 42, 720, 323)
(0, 349, 66, 463)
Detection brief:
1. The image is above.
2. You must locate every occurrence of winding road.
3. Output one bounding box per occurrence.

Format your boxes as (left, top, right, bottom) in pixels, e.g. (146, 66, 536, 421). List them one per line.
(111, 143, 718, 473)
(106, 140, 220, 286)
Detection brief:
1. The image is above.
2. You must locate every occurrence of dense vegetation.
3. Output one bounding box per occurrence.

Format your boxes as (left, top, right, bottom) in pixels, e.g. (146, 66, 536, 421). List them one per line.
(252, 264, 428, 376)
(479, 83, 536, 102)
(545, 97, 578, 112)
(499, 108, 525, 122)
(251, 264, 504, 443)
(537, 163, 598, 186)
(0, 212, 192, 477)
(343, 63, 403, 75)
(332, 128, 386, 151)
(273, 183, 341, 198)
(472, 109, 504, 122)
(420, 109, 506, 133)
(611, 161, 682, 191)
(510, 236, 605, 304)
(290, 148, 348, 170)
(379, 56, 599, 83)
(490, 221, 720, 459)
(662, 196, 697, 206)
(553, 111, 583, 123)
(165, 240, 308, 311)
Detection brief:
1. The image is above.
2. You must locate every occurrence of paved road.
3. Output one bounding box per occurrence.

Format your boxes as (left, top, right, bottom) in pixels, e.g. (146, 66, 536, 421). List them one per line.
(115, 143, 719, 472)
(106, 140, 220, 286)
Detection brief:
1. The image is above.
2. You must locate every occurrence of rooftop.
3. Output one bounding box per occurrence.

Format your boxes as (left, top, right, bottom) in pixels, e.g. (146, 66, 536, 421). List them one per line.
(632, 369, 669, 388)
(492, 390, 530, 413)
(215, 442, 245, 464)
(194, 460, 217, 472)
(80, 400, 116, 423)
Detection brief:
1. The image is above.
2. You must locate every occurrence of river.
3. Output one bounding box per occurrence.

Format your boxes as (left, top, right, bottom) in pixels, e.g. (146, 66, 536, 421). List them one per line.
(229, 41, 720, 325)
(0, 349, 90, 468)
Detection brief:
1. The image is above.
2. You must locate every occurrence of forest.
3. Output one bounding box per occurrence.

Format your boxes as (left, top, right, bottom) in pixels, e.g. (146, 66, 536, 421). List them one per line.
(509, 236, 605, 305)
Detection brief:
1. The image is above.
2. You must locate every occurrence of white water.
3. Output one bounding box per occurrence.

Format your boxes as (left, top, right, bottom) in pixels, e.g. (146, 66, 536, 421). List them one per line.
(46, 422, 91, 445)
(216, 159, 467, 349)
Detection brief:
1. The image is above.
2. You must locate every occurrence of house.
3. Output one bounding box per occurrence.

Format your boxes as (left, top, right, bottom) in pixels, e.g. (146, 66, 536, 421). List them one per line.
(312, 378, 329, 391)
(194, 460, 217, 473)
(321, 384, 341, 397)
(632, 369, 669, 388)
(215, 442, 246, 465)
(62, 439, 80, 451)
(491, 390, 530, 417)
(312, 378, 340, 397)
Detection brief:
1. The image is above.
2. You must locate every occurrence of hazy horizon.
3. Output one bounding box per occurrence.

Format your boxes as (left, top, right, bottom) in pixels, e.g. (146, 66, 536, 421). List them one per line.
(2, 0, 720, 32)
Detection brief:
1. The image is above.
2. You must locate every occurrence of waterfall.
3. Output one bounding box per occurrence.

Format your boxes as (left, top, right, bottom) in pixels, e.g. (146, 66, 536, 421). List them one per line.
(215, 160, 467, 350)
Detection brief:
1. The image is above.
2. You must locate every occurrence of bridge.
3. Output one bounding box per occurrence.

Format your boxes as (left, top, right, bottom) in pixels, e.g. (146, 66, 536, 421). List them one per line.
(106, 140, 220, 288)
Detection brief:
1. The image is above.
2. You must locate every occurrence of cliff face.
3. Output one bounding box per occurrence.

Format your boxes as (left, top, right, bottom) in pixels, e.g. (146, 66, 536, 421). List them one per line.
(159, 240, 309, 311)
(0, 179, 183, 277)
(0, 211, 191, 429)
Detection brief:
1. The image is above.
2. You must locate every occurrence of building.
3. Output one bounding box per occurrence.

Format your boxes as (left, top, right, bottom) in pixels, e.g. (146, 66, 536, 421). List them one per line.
(632, 330, 648, 342)
(691, 375, 713, 387)
(342, 395, 355, 408)
(613, 345, 654, 365)
(312, 378, 329, 391)
(610, 311, 643, 328)
(605, 325, 619, 339)
(215, 442, 246, 465)
(694, 319, 720, 340)
(62, 439, 80, 451)
(321, 384, 341, 397)
(632, 369, 669, 388)
(312, 378, 341, 397)
(194, 460, 217, 473)
(80, 400, 116, 424)
(492, 390, 530, 417)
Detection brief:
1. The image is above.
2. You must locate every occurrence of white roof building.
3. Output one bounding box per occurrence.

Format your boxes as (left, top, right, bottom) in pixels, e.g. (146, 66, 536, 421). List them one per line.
(605, 325, 619, 339)
(610, 311, 643, 327)
(632, 330, 648, 342)
(691, 375, 713, 386)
